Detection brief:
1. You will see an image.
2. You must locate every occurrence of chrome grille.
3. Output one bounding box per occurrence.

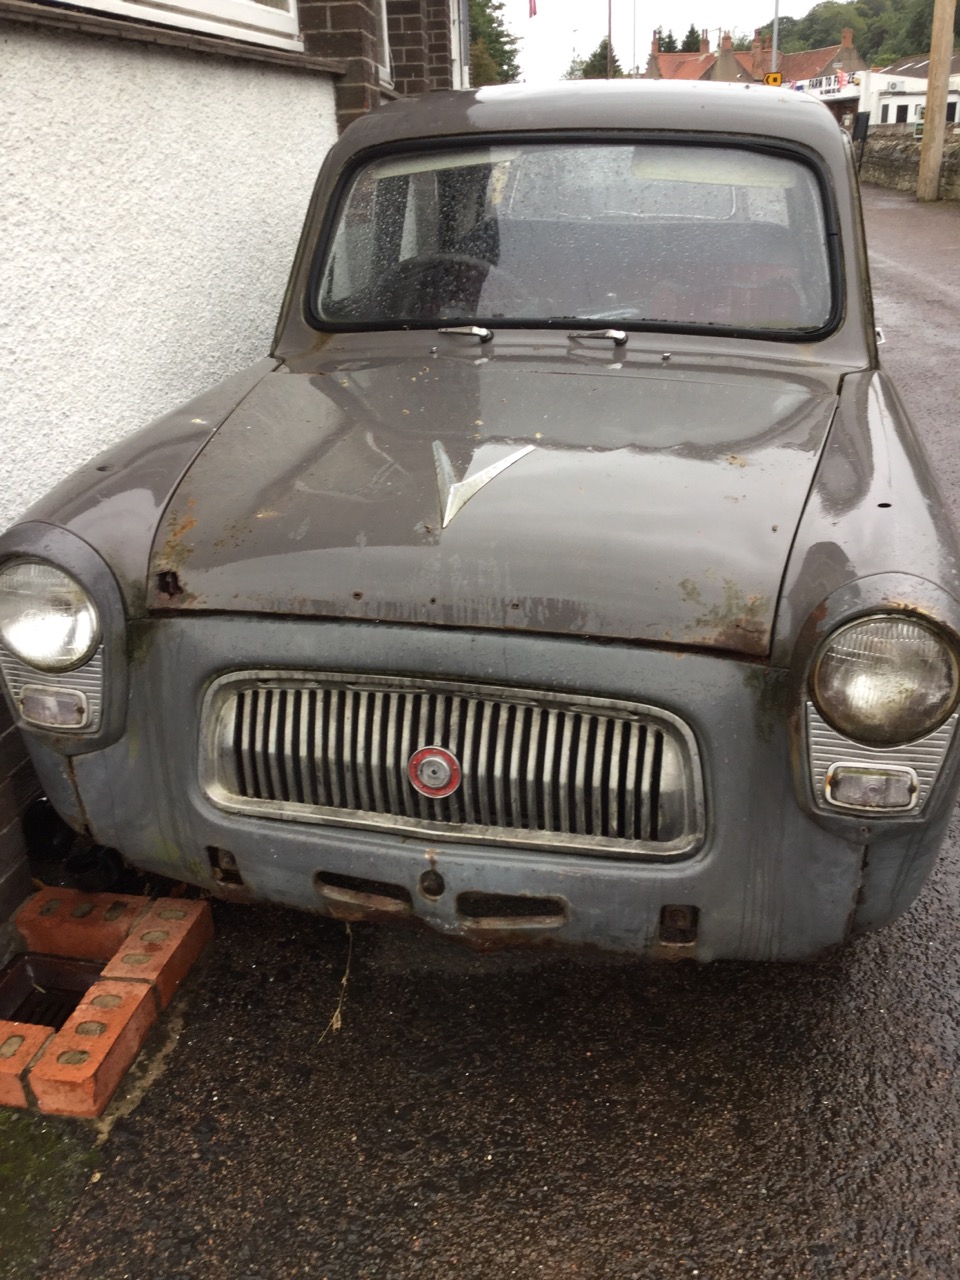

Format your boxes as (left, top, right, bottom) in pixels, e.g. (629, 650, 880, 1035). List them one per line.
(202, 672, 704, 859)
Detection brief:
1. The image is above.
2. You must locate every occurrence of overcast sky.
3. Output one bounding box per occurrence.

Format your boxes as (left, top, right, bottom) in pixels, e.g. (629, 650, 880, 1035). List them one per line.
(497, 0, 810, 81)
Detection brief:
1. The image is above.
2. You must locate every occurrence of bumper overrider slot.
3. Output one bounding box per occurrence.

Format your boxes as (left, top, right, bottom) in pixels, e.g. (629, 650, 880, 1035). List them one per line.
(202, 671, 704, 861)
(455, 891, 568, 930)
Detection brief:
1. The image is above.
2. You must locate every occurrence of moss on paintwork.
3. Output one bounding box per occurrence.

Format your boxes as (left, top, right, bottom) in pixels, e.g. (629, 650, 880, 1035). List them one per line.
(743, 666, 790, 744)
(0, 1110, 98, 1279)
(125, 619, 154, 669)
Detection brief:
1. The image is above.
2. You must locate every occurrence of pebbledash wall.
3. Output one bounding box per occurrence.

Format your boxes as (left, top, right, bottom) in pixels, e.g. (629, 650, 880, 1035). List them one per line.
(2, 20, 339, 531)
(0, 11, 340, 916)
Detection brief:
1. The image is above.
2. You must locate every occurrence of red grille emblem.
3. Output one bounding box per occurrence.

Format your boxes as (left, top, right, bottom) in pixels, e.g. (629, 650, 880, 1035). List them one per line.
(407, 745, 461, 798)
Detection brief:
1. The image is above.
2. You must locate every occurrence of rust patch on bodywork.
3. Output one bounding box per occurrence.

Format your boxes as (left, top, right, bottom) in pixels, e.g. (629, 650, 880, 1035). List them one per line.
(679, 577, 769, 654)
(156, 497, 199, 575)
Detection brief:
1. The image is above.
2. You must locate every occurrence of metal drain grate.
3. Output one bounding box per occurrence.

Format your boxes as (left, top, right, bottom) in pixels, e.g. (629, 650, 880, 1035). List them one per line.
(0, 953, 104, 1030)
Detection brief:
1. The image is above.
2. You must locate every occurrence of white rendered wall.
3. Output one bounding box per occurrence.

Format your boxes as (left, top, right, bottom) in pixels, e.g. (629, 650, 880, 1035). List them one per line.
(1, 22, 337, 530)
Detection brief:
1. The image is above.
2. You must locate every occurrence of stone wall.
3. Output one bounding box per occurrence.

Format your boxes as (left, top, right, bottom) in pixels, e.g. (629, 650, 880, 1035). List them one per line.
(859, 127, 960, 199)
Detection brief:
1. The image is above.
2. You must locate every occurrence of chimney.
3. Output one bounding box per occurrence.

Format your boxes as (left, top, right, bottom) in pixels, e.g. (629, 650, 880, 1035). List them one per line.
(700, 29, 710, 55)
(651, 27, 660, 55)
(752, 29, 764, 79)
(721, 31, 732, 51)
(841, 27, 853, 47)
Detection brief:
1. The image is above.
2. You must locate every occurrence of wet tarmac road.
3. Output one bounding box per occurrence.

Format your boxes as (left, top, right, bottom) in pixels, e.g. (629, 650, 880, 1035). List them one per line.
(9, 185, 960, 1280)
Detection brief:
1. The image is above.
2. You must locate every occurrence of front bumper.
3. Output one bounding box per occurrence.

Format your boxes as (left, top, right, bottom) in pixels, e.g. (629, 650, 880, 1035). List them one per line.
(18, 616, 904, 961)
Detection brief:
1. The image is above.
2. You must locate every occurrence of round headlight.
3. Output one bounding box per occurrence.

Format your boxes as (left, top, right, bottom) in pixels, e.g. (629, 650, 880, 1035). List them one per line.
(0, 560, 100, 671)
(812, 615, 959, 746)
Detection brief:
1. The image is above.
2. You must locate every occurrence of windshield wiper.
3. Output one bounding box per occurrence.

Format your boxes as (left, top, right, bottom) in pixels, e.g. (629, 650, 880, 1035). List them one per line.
(568, 329, 628, 347)
(437, 325, 493, 343)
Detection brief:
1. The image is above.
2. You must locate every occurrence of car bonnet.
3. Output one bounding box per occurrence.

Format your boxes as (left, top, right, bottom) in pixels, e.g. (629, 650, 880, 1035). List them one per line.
(148, 345, 840, 659)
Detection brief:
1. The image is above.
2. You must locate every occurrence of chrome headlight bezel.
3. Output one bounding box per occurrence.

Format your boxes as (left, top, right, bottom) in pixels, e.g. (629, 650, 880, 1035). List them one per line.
(0, 558, 101, 672)
(811, 613, 960, 748)
(0, 524, 129, 753)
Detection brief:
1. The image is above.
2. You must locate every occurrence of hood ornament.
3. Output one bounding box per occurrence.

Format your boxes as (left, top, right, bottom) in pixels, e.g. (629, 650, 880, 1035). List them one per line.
(433, 441, 535, 529)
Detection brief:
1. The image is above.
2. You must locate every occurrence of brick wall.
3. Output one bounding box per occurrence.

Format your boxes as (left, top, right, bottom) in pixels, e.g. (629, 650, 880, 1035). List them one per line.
(302, 0, 457, 131)
(0, 701, 37, 920)
(426, 0, 453, 91)
(388, 0, 429, 97)
(301, 0, 382, 131)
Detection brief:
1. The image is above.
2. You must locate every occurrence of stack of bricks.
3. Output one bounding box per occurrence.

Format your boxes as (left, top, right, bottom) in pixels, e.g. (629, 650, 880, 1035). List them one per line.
(0, 888, 213, 1117)
(0, 699, 39, 922)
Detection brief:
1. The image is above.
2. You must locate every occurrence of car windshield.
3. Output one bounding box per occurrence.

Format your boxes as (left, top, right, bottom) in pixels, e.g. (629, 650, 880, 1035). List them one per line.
(315, 142, 834, 335)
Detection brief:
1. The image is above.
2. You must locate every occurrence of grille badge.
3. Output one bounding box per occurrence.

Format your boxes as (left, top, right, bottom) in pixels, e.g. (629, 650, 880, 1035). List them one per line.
(408, 745, 462, 798)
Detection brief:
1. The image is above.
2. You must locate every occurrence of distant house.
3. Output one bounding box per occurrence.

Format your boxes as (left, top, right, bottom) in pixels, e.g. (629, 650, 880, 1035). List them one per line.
(642, 29, 715, 80)
(643, 26, 868, 126)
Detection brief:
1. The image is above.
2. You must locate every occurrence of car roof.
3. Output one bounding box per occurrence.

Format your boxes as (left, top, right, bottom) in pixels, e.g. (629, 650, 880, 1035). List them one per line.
(335, 80, 846, 162)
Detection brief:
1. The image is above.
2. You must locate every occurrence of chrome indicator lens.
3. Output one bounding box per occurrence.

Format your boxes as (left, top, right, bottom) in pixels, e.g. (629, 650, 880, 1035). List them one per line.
(824, 762, 918, 811)
(0, 560, 100, 671)
(813, 615, 959, 746)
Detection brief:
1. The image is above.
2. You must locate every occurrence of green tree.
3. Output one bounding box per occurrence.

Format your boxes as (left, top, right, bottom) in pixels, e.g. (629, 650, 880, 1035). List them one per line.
(582, 37, 624, 78)
(658, 27, 679, 52)
(898, 0, 960, 55)
(680, 24, 702, 52)
(470, 36, 503, 86)
(468, 0, 520, 83)
(562, 53, 587, 79)
(759, 0, 960, 63)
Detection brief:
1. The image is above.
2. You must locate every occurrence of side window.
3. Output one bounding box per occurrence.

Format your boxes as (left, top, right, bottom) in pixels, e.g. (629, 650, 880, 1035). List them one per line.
(896, 104, 908, 124)
(880, 104, 889, 124)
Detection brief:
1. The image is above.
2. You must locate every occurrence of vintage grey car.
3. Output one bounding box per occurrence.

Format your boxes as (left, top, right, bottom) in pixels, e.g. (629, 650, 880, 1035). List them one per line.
(2, 80, 959, 960)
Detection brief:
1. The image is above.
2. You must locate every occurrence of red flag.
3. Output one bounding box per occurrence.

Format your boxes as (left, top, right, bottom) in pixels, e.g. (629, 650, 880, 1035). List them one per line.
(529, 0, 536, 15)
(838, 69, 848, 87)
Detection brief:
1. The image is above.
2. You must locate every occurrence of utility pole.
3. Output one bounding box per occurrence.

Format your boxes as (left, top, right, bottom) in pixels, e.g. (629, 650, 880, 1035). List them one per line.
(771, 0, 780, 73)
(917, 0, 957, 200)
(607, 0, 613, 78)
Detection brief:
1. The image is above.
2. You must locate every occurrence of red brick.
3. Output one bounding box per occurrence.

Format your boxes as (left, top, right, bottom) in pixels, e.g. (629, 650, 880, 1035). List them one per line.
(28, 980, 157, 1118)
(101, 899, 213, 1009)
(15, 888, 149, 963)
(0, 1021, 53, 1109)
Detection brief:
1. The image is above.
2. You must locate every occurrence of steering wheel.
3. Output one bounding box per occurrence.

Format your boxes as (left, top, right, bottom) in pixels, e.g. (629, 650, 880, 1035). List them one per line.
(380, 253, 531, 318)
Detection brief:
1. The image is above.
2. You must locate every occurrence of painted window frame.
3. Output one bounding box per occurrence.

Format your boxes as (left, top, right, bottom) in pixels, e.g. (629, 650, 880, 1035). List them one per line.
(71, 0, 303, 51)
(376, 0, 393, 88)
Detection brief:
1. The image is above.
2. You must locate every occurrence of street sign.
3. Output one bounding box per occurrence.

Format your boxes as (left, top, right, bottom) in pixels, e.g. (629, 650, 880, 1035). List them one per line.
(763, 72, 783, 86)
